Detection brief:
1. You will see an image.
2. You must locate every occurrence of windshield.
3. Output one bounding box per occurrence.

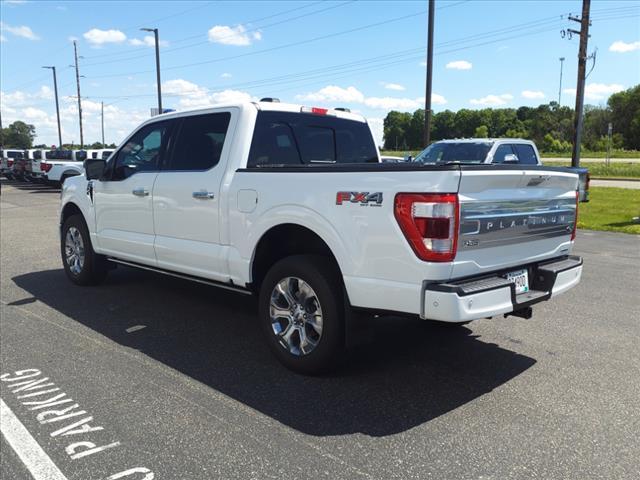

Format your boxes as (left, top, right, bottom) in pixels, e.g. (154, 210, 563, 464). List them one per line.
(413, 142, 492, 164)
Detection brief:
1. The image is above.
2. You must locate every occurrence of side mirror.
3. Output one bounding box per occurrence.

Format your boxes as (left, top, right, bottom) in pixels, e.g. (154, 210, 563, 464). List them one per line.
(503, 153, 519, 164)
(84, 158, 106, 180)
(404, 155, 413, 162)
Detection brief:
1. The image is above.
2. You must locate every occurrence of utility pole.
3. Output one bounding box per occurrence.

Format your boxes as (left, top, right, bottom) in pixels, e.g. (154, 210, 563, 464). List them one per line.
(42, 66, 63, 147)
(423, 0, 435, 147)
(558, 57, 565, 106)
(141, 28, 162, 114)
(101, 101, 105, 146)
(73, 40, 84, 149)
(569, 0, 591, 168)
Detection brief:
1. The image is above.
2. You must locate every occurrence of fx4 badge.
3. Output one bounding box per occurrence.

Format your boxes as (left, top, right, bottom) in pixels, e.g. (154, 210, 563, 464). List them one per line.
(336, 191, 383, 206)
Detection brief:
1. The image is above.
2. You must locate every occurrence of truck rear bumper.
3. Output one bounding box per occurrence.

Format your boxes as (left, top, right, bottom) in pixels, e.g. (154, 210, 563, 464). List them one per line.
(421, 255, 583, 322)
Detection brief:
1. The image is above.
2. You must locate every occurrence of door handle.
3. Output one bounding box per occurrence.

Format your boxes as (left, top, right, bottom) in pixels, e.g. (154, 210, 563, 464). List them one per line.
(132, 187, 149, 197)
(192, 190, 215, 200)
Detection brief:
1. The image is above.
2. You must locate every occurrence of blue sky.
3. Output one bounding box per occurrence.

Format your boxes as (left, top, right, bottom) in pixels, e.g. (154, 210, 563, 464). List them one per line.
(1, 0, 639, 146)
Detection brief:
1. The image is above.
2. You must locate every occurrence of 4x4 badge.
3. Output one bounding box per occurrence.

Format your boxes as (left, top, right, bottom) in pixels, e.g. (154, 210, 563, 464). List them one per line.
(336, 191, 383, 206)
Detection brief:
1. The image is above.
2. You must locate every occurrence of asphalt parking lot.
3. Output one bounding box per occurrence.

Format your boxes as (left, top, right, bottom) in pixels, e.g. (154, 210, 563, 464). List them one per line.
(1, 179, 639, 480)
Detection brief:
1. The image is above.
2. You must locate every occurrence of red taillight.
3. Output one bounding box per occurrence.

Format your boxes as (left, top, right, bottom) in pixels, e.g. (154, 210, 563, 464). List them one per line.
(301, 106, 334, 116)
(394, 193, 459, 262)
(8, 160, 14, 167)
(571, 190, 579, 241)
(40, 162, 52, 172)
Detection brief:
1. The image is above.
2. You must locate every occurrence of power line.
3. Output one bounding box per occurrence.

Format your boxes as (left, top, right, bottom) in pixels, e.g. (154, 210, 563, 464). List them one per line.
(82, 0, 329, 62)
(87, 9, 429, 80)
(81, 1, 357, 67)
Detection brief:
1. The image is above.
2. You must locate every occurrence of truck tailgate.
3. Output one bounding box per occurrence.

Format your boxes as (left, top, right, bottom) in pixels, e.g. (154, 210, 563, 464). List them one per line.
(452, 167, 578, 278)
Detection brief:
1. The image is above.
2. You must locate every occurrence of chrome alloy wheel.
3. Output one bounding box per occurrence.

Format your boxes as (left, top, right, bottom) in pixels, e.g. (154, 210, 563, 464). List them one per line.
(64, 226, 85, 275)
(269, 277, 323, 356)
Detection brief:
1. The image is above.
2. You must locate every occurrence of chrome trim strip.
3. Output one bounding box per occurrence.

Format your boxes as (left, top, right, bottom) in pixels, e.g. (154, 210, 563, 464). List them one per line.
(107, 258, 252, 295)
(458, 198, 576, 250)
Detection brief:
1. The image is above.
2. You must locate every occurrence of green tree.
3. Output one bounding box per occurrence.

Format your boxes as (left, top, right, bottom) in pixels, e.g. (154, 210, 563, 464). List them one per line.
(1, 121, 36, 149)
(474, 125, 489, 138)
(383, 111, 411, 150)
(608, 85, 640, 150)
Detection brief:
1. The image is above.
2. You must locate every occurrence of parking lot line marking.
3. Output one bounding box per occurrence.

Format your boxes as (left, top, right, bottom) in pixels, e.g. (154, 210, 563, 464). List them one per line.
(1, 398, 69, 480)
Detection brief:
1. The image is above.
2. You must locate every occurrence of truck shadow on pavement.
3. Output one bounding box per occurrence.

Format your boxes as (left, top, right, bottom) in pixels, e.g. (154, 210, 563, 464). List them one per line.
(13, 267, 536, 437)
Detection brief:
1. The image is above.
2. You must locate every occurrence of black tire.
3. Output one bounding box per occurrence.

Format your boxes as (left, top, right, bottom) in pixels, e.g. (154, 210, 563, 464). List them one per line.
(61, 214, 108, 286)
(258, 255, 346, 375)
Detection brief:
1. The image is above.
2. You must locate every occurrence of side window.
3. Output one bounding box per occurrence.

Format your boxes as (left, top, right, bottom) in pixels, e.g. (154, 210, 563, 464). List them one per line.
(492, 144, 516, 163)
(168, 112, 231, 171)
(513, 144, 538, 165)
(247, 112, 378, 167)
(111, 123, 168, 181)
(248, 120, 301, 167)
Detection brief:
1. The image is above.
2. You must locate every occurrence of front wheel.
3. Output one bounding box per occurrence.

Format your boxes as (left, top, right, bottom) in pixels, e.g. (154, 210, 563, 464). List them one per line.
(61, 214, 108, 285)
(258, 255, 346, 374)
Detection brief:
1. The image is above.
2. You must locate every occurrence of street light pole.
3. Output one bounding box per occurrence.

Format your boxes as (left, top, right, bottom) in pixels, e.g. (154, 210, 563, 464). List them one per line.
(101, 101, 105, 146)
(141, 28, 162, 114)
(558, 57, 565, 106)
(42, 66, 63, 147)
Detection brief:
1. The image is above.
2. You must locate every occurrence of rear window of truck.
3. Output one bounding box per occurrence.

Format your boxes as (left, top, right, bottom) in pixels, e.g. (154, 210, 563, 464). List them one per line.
(46, 150, 73, 160)
(248, 111, 378, 167)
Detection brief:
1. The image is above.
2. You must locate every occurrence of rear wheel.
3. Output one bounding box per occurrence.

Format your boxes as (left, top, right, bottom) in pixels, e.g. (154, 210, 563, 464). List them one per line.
(61, 214, 108, 285)
(258, 255, 346, 374)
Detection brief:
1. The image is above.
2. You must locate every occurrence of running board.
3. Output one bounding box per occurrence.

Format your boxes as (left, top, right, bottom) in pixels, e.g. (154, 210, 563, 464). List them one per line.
(106, 257, 252, 295)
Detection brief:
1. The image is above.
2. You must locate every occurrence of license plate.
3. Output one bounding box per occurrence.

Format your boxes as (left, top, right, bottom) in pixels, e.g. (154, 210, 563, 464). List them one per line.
(505, 269, 529, 294)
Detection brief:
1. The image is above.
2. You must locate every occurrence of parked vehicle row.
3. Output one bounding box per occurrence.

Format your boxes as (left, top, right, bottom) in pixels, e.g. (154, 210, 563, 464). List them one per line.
(1, 148, 113, 187)
(59, 100, 583, 374)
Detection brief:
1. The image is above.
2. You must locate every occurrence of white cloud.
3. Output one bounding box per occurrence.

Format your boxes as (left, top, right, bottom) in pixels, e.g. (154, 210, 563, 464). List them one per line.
(0, 21, 39, 40)
(129, 35, 168, 47)
(83, 28, 126, 45)
(296, 85, 365, 103)
(220, 72, 232, 78)
(0, 34, 6, 42)
(609, 40, 640, 53)
(446, 60, 472, 70)
(1, 86, 53, 107)
(297, 85, 446, 110)
(367, 117, 384, 146)
(521, 90, 545, 99)
(419, 61, 427, 67)
(382, 82, 406, 91)
(364, 97, 421, 110)
(563, 83, 625, 101)
(162, 78, 254, 108)
(208, 25, 260, 46)
(470, 93, 513, 106)
(22, 107, 48, 120)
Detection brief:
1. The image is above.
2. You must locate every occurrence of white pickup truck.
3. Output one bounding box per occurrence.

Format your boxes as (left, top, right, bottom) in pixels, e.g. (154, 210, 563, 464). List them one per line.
(41, 149, 87, 187)
(60, 101, 583, 373)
